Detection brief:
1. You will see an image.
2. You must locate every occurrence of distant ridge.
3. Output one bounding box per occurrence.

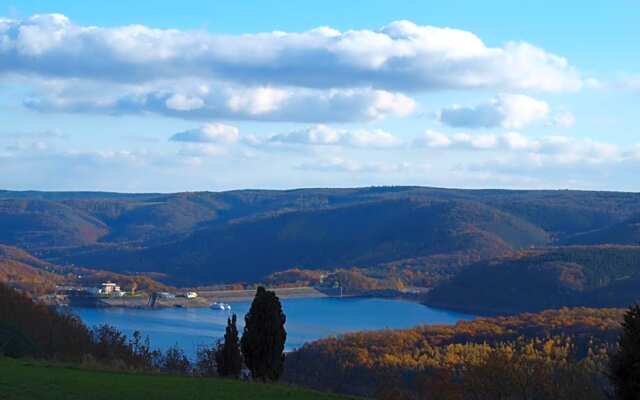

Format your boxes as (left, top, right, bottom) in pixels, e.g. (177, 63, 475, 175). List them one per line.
(0, 186, 639, 286)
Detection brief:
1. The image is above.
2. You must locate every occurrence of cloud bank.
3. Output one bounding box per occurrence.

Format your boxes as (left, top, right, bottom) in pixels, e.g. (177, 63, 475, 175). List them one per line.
(2, 14, 583, 93)
(416, 130, 624, 165)
(170, 123, 239, 143)
(25, 85, 415, 122)
(438, 94, 549, 129)
(264, 125, 402, 148)
(437, 94, 574, 129)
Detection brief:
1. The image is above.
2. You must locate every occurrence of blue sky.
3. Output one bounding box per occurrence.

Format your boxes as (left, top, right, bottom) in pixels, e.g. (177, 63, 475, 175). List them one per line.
(1, 1, 639, 192)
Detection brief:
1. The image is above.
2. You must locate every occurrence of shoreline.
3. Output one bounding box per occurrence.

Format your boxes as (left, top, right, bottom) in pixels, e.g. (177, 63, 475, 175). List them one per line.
(64, 287, 433, 309)
(68, 286, 344, 309)
(421, 300, 528, 317)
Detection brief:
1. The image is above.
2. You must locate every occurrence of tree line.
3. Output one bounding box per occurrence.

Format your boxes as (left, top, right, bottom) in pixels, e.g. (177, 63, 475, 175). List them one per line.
(285, 306, 640, 400)
(0, 282, 286, 382)
(3, 279, 640, 399)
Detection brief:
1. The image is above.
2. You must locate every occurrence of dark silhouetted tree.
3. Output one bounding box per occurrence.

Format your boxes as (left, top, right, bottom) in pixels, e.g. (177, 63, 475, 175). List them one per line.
(196, 345, 217, 377)
(0, 322, 38, 358)
(241, 286, 286, 381)
(162, 344, 190, 374)
(215, 314, 242, 378)
(610, 304, 640, 400)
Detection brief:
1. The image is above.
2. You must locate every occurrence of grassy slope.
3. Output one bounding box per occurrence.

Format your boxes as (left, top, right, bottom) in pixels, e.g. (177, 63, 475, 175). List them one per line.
(0, 358, 354, 400)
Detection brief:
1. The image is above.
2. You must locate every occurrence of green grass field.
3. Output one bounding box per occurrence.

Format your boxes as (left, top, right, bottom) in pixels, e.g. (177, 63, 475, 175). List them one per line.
(0, 358, 354, 400)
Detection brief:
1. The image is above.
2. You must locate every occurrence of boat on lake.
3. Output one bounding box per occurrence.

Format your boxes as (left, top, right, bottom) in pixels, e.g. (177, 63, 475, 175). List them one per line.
(210, 302, 231, 311)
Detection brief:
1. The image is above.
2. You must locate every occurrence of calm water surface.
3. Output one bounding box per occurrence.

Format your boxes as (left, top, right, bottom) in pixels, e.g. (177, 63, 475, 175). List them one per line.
(74, 297, 474, 358)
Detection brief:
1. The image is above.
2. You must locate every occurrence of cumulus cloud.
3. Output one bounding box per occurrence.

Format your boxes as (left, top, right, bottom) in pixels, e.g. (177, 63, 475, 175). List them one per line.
(1, 14, 584, 92)
(296, 157, 409, 173)
(165, 94, 205, 111)
(170, 123, 239, 144)
(176, 143, 227, 158)
(415, 130, 624, 165)
(25, 84, 416, 122)
(264, 125, 402, 148)
(438, 94, 552, 129)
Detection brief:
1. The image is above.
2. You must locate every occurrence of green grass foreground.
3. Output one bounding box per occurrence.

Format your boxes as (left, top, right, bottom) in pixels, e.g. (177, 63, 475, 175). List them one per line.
(0, 358, 355, 400)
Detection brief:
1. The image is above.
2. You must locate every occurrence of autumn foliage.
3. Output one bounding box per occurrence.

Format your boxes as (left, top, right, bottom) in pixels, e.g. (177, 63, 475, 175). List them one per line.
(285, 308, 623, 399)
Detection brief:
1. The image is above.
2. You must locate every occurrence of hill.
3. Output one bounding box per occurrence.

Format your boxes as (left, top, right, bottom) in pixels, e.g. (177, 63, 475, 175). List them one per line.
(0, 245, 169, 295)
(425, 245, 640, 314)
(284, 307, 622, 398)
(61, 198, 549, 284)
(564, 213, 640, 246)
(0, 198, 108, 249)
(1, 187, 640, 285)
(0, 245, 65, 294)
(0, 358, 354, 400)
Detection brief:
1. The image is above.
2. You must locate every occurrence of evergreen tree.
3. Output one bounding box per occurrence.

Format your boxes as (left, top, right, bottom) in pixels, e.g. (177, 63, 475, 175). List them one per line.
(610, 304, 640, 400)
(241, 286, 287, 382)
(215, 314, 242, 378)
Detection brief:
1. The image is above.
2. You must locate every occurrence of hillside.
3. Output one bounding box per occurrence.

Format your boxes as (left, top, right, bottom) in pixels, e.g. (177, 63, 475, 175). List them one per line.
(0, 245, 64, 294)
(565, 213, 640, 246)
(60, 198, 549, 283)
(284, 307, 622, 398)
(0, 199, 109, 249)
(425, 245, 640, 314)
(0, 245, 169, 295)
(0, 358, 354, 400)
(1, 187, 640, 285)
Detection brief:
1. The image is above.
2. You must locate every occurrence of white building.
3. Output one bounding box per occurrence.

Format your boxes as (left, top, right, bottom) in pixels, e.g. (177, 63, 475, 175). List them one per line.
(98, 282, 124, 296)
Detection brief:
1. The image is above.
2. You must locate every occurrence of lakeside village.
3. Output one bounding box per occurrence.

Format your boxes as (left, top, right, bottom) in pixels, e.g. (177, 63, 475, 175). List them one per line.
(52, 282, 235, 309)
(48, 271, 420, 309)
(49, 280, 349, 309)
(57, 281, 196, 299)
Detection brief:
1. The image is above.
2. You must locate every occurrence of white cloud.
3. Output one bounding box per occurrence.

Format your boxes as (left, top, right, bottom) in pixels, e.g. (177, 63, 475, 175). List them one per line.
(165, 94, 205, 111)
(25, 84, 416, 122)
(415, 130, 625, 165)
(227, 87, 289, 115)
(1, 14, 584, 93)
(177, 143, 227, 158)
(418, 130, 452, 148)
(262, 125, 403, 148)
(170, 123, 239, 144)
(417, 130, 499, 149)
(550, 111, 575, 128)
(438, 94, 551, 129)
(296, 157, 409, 173)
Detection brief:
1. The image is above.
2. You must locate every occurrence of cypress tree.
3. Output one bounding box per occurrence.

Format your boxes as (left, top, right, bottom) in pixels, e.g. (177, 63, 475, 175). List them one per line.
(610, 304, 640, 400)
(215, 314, 242, 378)
(241, 286, 287, 382)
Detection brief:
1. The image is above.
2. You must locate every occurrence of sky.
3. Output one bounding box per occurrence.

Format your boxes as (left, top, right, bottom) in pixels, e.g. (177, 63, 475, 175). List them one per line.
(1, 1, 639, 193)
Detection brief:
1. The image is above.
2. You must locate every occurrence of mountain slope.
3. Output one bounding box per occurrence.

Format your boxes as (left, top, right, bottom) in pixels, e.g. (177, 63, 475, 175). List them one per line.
(0, 199, 108, 250)
(0, 245, 63, 294)
(57, 199, 550, 283)
(0, 245, 169, 294)
(425, 245, 640, 314)
(564, 213, 640, 245)
(1, 187, 640, 285)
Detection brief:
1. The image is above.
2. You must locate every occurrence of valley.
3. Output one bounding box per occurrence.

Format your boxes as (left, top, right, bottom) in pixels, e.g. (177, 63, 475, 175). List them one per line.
(2, 187, 640, 316)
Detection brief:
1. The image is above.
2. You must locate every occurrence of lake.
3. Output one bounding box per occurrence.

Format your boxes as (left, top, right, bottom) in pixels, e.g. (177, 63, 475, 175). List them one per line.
(74, 297, 474, 358)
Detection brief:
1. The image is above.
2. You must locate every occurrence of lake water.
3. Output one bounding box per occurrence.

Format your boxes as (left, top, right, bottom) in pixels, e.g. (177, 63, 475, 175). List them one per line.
(73, 297, 474, 358)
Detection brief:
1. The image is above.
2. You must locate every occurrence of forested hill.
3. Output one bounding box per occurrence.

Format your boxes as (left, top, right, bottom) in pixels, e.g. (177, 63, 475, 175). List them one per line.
(284, 307, 624, 398)
(426, 245, 640, 314)
(1, 187, 640, 285)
